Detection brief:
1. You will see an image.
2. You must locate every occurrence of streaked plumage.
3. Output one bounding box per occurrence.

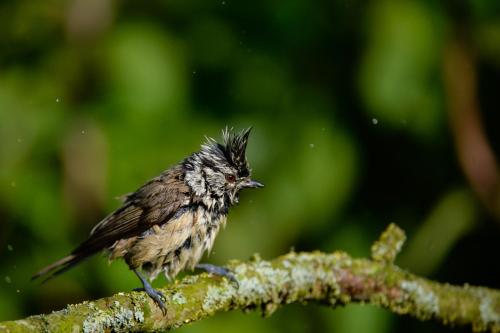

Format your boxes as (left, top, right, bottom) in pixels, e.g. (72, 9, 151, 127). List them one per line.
(33, 127, 263, 312)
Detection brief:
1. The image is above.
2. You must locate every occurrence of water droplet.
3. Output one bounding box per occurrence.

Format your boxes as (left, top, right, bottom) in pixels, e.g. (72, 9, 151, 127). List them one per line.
(192, 71, 197, 75)
(309, 143, 315, 148)
(10, 181, 16, 188)
(7, 245, 13, 251)
(372, 118, 378, 125)
(5, 276, 11, 284)
(16, 289, 20, 293)
(81, 130, 85, 134)
(56, 98, 60, 103)
(17, 138, 22, 143)
(221, 1, 226, 4)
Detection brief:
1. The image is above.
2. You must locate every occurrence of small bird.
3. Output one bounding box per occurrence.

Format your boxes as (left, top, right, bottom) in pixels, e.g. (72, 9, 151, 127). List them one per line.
(33, 127, 263, 312)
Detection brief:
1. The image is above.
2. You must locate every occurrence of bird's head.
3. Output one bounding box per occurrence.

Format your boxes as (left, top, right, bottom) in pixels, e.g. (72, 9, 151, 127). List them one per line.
(184, 127, 263, 208)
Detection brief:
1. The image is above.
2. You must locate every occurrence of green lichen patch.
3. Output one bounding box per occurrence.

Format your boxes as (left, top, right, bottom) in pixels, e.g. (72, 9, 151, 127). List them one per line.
(478, 291, 500, 331)
(371, 223, 406, 263)
(202, 285, 233, 313)
(400, 280, 439, 319)
(171, 292, 187, 305)
(81, 299, 145, 333)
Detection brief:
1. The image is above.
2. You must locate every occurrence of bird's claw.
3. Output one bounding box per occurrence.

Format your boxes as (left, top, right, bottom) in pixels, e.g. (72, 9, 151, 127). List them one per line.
(196, 263, 239, 288)
(135, 285, 167, 314)
(133, 269, 167, 315)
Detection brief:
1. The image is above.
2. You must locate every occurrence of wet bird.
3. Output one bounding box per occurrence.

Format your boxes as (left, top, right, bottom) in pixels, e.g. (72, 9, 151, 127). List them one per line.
(33, 127, 263, 313)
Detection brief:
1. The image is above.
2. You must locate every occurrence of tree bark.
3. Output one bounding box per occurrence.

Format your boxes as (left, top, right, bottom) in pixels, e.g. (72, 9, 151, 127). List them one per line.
(1, 224, 499, 333)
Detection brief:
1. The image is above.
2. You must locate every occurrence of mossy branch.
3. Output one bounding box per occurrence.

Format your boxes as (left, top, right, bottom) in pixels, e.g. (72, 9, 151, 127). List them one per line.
(1, 224, 499, 333)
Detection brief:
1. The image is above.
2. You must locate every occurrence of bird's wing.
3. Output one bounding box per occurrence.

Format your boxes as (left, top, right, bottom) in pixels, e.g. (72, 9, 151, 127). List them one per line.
(77, 167, 190, 255)
(32, 166, 190, 281)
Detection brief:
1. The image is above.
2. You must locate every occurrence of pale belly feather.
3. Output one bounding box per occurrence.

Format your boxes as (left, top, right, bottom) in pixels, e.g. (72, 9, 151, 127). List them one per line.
(117, 206, 226, 281)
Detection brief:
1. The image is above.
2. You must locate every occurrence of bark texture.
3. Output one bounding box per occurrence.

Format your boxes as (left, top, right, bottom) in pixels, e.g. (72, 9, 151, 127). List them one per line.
(1, 224, 499, 333)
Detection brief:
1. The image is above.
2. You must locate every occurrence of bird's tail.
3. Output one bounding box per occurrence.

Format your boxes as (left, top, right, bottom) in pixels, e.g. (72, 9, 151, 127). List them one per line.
(31, 253, 89, 283)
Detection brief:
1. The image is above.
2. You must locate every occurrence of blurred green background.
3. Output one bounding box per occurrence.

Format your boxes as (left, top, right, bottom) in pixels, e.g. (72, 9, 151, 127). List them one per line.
(1, 0, 500, 332)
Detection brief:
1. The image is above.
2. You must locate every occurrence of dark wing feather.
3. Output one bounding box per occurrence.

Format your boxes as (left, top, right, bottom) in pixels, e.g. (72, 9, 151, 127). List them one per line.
(32, 166, 189, 281)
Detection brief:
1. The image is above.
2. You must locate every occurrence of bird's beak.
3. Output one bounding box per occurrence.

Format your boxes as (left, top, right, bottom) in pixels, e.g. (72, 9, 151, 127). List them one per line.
(241, 179, 264, 189)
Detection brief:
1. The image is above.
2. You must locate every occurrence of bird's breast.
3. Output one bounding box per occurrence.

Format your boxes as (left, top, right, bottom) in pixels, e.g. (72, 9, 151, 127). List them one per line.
(184, 206, 227, 267)
(125, 205, 227, 280)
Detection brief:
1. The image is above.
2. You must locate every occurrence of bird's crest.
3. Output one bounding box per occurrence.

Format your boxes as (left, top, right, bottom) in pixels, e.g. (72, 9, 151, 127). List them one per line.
(221, 127, 251, 176)
(200, 127, 252, 177)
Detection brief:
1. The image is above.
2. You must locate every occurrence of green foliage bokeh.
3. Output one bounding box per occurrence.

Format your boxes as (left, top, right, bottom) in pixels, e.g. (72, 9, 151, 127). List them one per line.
(1, 1, 499, 332)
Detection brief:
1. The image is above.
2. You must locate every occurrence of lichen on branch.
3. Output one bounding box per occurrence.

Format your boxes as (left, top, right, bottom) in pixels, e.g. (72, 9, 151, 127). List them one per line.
(1, 224, 499, 333)
(371, 223, 406, 263)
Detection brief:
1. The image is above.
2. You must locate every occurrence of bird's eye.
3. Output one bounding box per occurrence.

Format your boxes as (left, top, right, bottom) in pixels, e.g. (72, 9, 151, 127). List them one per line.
(226, 174, 236, 183)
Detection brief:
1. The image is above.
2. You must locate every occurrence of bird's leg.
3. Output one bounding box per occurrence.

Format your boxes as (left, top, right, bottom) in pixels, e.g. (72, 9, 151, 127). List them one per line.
(133, 269, 166, 314)
(195, 263, 238, 286)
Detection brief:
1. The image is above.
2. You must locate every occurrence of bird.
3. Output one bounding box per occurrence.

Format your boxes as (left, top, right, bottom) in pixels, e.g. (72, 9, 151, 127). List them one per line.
(32, 127, 263, 313)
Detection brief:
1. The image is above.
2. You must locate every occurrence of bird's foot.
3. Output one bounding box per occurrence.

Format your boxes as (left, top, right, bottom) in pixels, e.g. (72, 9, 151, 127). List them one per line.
(196, 263, 238, 287)
(133, 269, 167, 314)
(134, 286, 166, 314)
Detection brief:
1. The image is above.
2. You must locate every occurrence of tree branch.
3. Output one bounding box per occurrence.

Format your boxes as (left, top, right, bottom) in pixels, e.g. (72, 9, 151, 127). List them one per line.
(1, 224, 499, 333)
